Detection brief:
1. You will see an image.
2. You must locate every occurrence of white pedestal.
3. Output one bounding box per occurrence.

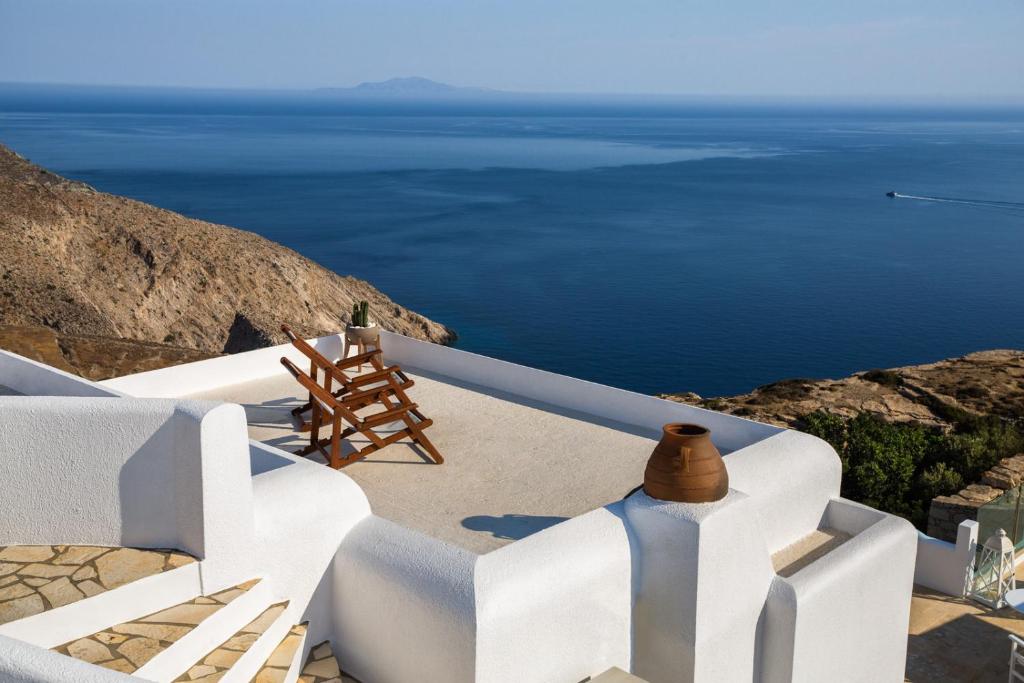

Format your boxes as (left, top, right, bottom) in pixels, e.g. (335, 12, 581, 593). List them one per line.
(624, 489, 775, 683)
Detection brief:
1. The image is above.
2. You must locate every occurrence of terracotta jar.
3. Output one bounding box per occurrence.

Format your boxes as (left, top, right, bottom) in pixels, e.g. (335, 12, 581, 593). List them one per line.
(643, 423, 728, 503)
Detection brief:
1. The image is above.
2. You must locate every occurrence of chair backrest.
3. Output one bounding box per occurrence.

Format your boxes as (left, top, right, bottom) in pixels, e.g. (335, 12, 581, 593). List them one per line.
(281, 324, 340, 373)
(280, 357, 359, 425)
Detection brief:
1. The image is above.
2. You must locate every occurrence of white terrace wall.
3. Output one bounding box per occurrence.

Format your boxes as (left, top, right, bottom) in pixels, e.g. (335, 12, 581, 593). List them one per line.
(914, 520, 978, 597)
(248, 441, 372, 648)
(762, 499, 917, 683)
(0, 349, 125, 397)
(474, 503, 633, 683)
(332, 516, 478, 683)
(0, 397, 255, 593)
(101, 330, 782, 454)
(101, 334, 345, 398)
(378, 331, 781, 453)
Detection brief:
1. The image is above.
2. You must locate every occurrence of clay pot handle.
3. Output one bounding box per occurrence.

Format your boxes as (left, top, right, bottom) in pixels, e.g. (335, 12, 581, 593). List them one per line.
(680, 446, 692, 473)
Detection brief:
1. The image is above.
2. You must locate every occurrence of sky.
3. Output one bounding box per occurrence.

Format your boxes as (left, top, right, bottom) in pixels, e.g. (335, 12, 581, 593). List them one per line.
(1, 0, 1023, 99)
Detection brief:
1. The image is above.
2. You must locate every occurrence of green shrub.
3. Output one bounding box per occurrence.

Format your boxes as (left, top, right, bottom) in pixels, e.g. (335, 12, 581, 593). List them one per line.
(800, 408, 1024, 530)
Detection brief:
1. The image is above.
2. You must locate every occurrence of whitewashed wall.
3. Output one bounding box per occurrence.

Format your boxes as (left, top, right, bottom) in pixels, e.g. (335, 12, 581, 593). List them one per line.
(914, 521, 978, 597)
(249, 441, 372, 648)
(101, 335, 345, 398)
(724, 429, 842, 554)
(332, 517, 478, 683)
(102, 330, 781, 454)
(762, 499, 917, 683)
(625, 490, 776, 683)
(474, 503, 633, 683)
(0, 397, 255, 593)
(0, 349, 124, 397)
(379, 331, 781, 453)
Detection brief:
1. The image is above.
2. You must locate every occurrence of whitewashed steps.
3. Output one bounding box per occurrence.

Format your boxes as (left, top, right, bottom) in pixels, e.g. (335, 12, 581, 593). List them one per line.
(170, 601, 295, 683)
(51, 578, 264, 679)
(0, 546, 201, 648)
(132, 579, 271, 682)
(249, 622, 308, 683)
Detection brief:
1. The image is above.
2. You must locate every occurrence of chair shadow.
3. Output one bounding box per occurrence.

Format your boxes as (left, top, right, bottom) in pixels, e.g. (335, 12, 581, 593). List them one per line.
(462, 514, 569, 541)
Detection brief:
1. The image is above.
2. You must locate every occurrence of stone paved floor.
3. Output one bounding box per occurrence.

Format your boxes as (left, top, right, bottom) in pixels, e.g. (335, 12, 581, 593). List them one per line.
(54, 579, 259, 674)
(176, 602, 287, 682)
(0, 545, 195, 625)
(252, 622, 307, 683)
(300, 640, 359, 683)
(906, 585, 1024, 681)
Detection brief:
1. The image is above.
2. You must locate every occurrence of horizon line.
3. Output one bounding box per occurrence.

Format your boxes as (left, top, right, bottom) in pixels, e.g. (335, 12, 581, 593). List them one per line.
(2, 79, 1024, 105)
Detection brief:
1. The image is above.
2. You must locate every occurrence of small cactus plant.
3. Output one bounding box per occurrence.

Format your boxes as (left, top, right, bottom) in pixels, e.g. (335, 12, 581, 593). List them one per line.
(350, 300, 371, 327)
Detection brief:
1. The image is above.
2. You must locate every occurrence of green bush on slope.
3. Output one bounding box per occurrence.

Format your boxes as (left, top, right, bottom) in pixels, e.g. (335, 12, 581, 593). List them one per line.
(800, 408, 1024, 530)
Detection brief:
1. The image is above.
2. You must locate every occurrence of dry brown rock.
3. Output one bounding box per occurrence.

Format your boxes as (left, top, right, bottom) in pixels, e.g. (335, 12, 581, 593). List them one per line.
(0, 143, 454, 372)
(662, 349, 1024, 430)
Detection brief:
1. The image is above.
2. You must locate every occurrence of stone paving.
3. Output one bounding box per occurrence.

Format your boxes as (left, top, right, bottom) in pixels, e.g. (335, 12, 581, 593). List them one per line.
(176, 601, 287, 682)
(0, 545, 195, 625)
(54, 579, 259, 674)
(300, 640, 359, 683)
(252, 622, 307, 683)
(906, 584, 1024, 681)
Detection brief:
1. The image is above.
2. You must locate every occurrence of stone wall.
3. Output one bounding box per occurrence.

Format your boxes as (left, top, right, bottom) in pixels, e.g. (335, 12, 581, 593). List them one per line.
(928, 454, 1024, 542)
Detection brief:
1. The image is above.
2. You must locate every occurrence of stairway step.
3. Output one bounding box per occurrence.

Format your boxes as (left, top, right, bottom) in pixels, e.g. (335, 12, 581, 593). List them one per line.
(299, 641, 359, 683)
(0, 544, 198, 646)
(172, 602, 288, 682)
(250, 622, 307, 683)
(53, 578, 260, 676)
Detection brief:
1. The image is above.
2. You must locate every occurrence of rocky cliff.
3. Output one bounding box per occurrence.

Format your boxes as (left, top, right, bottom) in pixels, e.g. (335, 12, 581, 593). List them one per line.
(662, 349, 1024, 430)
(0, 144, 454, 362)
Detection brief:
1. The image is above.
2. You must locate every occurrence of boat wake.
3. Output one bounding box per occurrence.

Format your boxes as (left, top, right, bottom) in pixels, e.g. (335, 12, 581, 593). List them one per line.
(886, 192, 1024, 214)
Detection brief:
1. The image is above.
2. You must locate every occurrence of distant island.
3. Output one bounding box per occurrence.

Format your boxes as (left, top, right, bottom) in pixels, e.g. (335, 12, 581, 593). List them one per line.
(315, 76, 494, 98)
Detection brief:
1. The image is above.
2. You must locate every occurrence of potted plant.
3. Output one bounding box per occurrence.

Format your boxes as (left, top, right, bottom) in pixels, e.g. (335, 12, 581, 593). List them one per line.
(346, 300, 378, 344)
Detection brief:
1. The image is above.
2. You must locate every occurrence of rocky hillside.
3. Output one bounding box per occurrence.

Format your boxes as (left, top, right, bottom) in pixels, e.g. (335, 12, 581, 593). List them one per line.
(0, 144, 454, 358)
(662, 349, 1024, 429)
(0, 324, 217, 381)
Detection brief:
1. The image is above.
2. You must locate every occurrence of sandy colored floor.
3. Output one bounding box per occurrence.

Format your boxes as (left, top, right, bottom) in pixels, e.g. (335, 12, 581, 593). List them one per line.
(771, 528, 851, 578)
(906, 585, 1024, 682)
(190, 367, 661, 554)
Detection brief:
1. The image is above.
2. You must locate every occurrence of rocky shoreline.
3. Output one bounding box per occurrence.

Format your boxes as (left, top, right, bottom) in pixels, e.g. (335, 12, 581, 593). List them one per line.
(661, 349, 1024, 432)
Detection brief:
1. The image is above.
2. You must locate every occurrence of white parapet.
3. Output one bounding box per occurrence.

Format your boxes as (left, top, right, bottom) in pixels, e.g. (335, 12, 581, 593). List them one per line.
(624, 489, 776, 683)
(474, 503, 633, 683)
(0, 349, 125, 397)
(914, 520, 979, 597)
(762, 498, 918, 683)
(0, 396, 256, 594)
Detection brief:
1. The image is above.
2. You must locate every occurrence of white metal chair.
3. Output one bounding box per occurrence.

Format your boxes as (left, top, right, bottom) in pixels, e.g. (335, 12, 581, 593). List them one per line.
(1009, 634, 1024, 682)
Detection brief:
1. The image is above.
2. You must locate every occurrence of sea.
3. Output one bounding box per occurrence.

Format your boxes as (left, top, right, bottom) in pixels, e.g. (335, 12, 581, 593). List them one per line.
(2, 86, 1023, 397)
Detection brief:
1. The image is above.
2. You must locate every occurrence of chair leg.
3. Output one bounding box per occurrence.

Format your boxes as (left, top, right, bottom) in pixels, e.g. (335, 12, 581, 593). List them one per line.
(404, 415, 444, 464)
(329, 416, 342, 469)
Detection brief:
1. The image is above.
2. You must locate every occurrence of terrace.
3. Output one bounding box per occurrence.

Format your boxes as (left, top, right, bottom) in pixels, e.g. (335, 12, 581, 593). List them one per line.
(0, 329, 968, 682)
(105, 330, 782, 556)
(187, 366, 661, 553)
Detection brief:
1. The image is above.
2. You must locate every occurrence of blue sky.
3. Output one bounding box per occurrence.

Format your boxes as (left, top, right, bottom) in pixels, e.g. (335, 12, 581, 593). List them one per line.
(1, 0, 1022, 98)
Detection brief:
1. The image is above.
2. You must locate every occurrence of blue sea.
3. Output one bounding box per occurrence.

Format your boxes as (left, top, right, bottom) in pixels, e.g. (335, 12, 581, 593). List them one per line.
(2, 87, 1023, 396)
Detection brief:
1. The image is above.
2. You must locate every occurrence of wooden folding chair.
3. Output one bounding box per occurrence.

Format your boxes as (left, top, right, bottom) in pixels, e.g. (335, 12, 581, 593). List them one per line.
(280, 356, 443, 468)
(281, 324, 417, 432)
